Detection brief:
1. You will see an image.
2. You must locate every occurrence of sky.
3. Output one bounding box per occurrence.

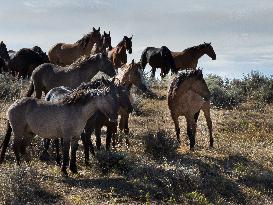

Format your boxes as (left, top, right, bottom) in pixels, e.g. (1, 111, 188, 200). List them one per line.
(0, 0, 273, 78)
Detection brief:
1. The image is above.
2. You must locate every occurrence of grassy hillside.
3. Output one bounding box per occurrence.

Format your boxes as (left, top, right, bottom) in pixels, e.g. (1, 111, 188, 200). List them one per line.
(0, 72, 272, 204)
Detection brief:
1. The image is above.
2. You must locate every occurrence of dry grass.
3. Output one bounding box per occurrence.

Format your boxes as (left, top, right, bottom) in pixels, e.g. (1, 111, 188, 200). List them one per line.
(0, 75, 272, 204)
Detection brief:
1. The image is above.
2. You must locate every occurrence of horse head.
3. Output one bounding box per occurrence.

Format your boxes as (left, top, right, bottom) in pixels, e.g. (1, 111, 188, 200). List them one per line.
(123, 35, 133, 54)
(203, 42, 216, 60)
(128, 60, 147, 91)
(102, 31, 112, 49)
(97, 53, 116, 77)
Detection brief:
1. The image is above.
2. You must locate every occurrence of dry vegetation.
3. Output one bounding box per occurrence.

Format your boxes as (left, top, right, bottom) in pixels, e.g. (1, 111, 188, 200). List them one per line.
(0, 72, 272, 204)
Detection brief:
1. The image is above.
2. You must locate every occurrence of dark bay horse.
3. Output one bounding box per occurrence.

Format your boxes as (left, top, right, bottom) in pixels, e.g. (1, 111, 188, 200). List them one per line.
(107, 36, 132, 69)
(8, 47, 49, 78)
(171, 42, 216, 70)
(140, 46, 176, 78)
(48, 27, 101, 66)
(168, 69, 213, 150)
(91, 31, 112, 55)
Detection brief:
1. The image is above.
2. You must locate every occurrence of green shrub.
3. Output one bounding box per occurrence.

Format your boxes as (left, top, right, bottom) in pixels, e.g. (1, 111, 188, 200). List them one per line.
(205, 71, 273, 108)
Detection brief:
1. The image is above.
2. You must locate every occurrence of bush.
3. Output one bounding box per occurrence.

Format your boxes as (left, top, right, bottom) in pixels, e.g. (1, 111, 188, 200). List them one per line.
(0, 73, 28, 101)
(143, 130, 178, 160)
(205, 71, 273, 108)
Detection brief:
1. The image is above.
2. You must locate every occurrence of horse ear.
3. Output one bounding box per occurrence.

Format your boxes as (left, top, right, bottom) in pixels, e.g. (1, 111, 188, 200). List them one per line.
(209, 42, 211, 45)
(109, 31, 110, 35)
(132, 59, 134, 65)
(104, 31, 106, 35)
(130, 35, 133, 40)
(93, 27, 95, 31)
(98, 27, 100, 31)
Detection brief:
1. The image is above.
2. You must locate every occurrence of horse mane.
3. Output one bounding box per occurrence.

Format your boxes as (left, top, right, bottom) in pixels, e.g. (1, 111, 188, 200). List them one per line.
(169, 69, 203, 97)
(76, 32, 94, 48)
(183, 43, 206, 53)
(69, 54, 97, 69)
(61, 84, 105, 105)
(116, 39, 125, 47)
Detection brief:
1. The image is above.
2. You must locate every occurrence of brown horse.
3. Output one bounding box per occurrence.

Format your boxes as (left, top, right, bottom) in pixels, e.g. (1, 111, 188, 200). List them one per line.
(91, 31, 112, 55)
(168, 69, 213, 150)
(26, 53, 116, 99)
(107, 36, 133, 69)
(48, 27, 101, 66)
(171, 42, 216, 70)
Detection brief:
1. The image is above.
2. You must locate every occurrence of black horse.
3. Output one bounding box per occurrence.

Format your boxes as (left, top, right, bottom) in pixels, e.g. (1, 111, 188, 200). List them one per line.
(41, 78, 133, 165)
(140, 46, 177, 78)
(8, 47, 49, 78)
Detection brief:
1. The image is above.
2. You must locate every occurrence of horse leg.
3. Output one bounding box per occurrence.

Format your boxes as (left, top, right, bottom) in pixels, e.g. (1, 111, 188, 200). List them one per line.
(0, 122, 12, 163)
(95, 126, 102, 151)
(54, 139, 61, 165)
(35, 88, 43, 99)
(85, 127, 95, 157)
(13, 136, 23, 165)
(20, 134, 34, 162)
(106, 126, 112, 151)
(123, 116, 130, 146)
(186, 117, 196, 151)
(202, 102, 213, 148)
(151, 67, 156, 78)
(40, 139, 51, 161)
(61, 137, 70, 175)
(171, 113, 180, 143)
(69, 137, 79, 174)
(194, 111, 200, 137)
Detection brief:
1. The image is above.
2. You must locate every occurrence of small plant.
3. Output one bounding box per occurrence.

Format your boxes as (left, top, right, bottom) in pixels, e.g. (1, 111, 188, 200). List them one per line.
(143, 130, 178, 160)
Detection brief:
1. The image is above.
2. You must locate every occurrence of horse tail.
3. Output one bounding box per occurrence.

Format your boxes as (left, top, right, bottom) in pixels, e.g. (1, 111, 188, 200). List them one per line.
(140, 48, 149, 69)
(25, 81, 34, 97)
(0, 121, 12, 163)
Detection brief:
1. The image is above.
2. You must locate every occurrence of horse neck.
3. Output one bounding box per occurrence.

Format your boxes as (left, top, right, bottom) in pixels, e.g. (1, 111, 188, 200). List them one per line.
(77, 60, 100, 80)
(117, 41, 126, 53)
(81, 38, 97, 55)
(72, 98, 99, 123)
(193, 48, 207, 60)
(117, 68, 130, 85)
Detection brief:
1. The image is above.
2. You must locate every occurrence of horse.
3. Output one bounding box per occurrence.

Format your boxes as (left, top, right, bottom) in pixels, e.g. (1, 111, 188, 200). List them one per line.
(140, 46, 176, 78)
(0, 41, 10, 62)
(25, 53, 116, 99)
(48, 27, 101, 66)
(43, 77, 133, 165)
(167, 69, 213, 150)
(171, 42, 216, 70)
(91, 31, 112, 55)
(8, 47, 49, 78)
(0, 83, 119, 175)
(117, 59, 148, 92)
(107, 36, 132, 69)
(0, 57, 8, 73)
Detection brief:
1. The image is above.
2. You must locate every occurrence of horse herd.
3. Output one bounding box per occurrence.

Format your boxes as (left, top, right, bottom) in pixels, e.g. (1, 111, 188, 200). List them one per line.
(0, 27, 216, 175)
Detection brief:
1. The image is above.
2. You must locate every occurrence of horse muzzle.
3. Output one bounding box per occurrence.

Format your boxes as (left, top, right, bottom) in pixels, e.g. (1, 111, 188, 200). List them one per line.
(212, 55, 216, 60)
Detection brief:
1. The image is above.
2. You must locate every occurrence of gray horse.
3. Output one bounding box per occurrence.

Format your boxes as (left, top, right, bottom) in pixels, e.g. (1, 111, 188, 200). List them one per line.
(26, 53, 116, 98)
(0, 84, 119, 175)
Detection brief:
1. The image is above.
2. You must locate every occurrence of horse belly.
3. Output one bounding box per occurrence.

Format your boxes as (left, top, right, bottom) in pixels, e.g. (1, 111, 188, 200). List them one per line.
(149, 55, 163, 68)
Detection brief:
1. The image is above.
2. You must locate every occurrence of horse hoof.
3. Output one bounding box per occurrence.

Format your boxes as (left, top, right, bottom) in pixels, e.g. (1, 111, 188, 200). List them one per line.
(61, 169, 68, 177)
(70, 165, 78, 174)
(40, 151, 50, 161)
